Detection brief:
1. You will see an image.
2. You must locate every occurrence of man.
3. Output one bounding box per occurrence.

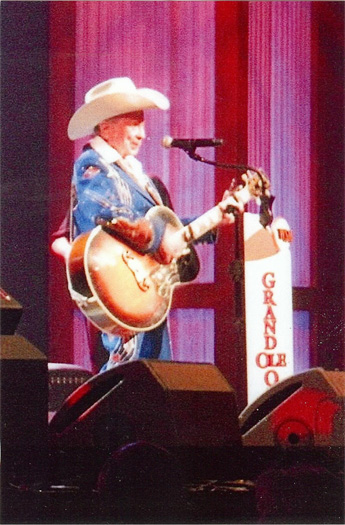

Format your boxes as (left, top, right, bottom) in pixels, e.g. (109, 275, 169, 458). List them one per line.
(52, 77, 243, 371)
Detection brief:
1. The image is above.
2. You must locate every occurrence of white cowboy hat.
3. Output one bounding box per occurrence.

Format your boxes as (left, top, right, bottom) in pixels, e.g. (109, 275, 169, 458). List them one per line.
(67, 77, 170, 140)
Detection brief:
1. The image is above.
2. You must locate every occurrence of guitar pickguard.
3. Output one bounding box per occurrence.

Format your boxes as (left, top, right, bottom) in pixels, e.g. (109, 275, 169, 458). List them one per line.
(122, 249, 150, 291)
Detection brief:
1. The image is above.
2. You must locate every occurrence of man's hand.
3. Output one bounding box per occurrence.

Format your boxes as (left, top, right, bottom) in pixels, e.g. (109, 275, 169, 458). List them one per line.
(218, 190, 245, 226)
(101, 216, 154, 252)
(51, 237, 72, 262)
(155, 223, 188, 265)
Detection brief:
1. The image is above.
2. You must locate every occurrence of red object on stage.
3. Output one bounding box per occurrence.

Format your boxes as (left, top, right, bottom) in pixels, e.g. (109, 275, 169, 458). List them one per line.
(239, 368, 345, 448)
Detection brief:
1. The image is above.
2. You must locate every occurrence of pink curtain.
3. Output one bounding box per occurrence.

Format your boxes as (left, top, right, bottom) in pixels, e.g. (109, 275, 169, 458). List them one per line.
(248, 1, 312, 286)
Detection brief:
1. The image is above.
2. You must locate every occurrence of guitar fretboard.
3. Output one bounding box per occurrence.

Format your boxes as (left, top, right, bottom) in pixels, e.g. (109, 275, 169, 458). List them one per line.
(173, 185, 252, 246)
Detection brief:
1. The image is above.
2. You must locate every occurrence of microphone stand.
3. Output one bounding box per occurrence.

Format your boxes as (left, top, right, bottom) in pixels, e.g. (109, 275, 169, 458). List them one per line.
(181, 147, 274, 408)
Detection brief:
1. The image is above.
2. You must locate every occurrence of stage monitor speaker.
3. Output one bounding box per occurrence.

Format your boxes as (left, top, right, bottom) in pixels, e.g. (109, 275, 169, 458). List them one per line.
(239, 367, 345, 448)
(1, 335, 48, 484)
(0, 288, 23, 334)
(48, 363, 94, 420)
(49, 359, 240, 451)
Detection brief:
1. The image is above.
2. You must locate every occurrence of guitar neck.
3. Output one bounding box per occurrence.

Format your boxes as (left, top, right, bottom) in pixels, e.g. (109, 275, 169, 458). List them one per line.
(177, 204, 225, 246)
(175, 184, 251, 246)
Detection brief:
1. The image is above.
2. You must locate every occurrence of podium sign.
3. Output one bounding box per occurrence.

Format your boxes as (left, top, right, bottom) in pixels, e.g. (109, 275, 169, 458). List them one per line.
(244, 213, 294, 405)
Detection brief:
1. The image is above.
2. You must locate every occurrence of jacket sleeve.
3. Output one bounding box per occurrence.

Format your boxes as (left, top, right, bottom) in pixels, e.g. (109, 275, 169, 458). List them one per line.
(72, 148, 138, 235)
(72, 150, 166, 254)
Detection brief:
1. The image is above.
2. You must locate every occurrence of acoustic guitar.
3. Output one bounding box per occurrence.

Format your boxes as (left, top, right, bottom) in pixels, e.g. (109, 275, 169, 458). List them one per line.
(66, 170, 270, 339)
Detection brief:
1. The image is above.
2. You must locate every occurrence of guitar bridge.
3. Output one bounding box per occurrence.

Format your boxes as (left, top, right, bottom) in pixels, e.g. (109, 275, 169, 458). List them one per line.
(151, 260, 180, 298)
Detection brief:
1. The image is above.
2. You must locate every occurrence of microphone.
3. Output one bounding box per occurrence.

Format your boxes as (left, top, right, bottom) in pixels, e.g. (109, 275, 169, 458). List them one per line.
(162, 136, 223, 150)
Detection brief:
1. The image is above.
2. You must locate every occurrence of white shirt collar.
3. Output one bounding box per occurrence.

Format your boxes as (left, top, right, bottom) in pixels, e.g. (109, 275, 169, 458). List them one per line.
(89, 135, 162, 204)
(89, 136, 144, 177)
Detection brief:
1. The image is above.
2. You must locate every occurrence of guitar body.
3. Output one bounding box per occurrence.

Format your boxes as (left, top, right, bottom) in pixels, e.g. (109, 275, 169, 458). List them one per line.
(67, 208, 184, 338)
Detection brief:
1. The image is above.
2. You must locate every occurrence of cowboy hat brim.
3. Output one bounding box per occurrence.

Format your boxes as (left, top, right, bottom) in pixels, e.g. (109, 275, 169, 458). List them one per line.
(68, 88, 170, 140)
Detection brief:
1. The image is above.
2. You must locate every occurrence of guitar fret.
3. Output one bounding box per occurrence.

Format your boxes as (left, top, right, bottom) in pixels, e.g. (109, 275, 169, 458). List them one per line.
(183, 224, 194, 243)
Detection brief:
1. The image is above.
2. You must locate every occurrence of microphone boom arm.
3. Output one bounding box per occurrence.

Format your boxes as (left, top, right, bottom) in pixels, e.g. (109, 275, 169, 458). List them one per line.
(185, 149, 274, 227)
(186, 148, 259, 175)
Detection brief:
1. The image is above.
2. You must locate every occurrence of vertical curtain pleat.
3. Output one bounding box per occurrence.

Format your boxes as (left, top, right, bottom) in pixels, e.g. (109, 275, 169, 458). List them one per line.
(169, 309, 214, 363)
(248, 2, 311, 288)
(293, 311, 311, 372)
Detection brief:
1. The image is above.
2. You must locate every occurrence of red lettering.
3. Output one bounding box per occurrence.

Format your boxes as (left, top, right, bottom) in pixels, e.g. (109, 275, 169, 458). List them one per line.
(262, 272, 275, 288)
(264, 318, 276, 335)
(263, 289, 277, 306)
(256, 352, 270, 369)
(264, 335, 277, 350)
(255, 352, 287, 368)
(276, 353, 287, 367)
(264, 369, 279, 386)
(264, 305, 276, 320)
(261, 273, 283, 381)
(278, 229, 293, 242)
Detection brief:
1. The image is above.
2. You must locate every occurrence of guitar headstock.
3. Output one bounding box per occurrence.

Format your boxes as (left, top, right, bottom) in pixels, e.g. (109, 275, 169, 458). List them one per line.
(240, 168, 271, 200)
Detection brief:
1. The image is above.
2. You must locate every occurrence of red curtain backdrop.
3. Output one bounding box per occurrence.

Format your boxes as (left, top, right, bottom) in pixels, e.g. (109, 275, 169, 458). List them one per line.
(48, 2, 76, 365)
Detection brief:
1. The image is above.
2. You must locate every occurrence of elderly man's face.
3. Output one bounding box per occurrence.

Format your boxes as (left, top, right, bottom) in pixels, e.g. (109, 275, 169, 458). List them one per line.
(99, 111, 146, 157)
